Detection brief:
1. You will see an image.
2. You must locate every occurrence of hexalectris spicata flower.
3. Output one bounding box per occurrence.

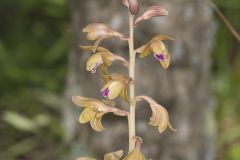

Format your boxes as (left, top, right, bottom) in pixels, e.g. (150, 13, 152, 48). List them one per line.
(136, 95, 177, 133)
(101, 74, 129, 101)
(80, 45, 129, 74)
(83, 23, 127, 52)
(139, 35, 174, 69)
(134, 5, 168, 26)
(72, 96, 128, 132)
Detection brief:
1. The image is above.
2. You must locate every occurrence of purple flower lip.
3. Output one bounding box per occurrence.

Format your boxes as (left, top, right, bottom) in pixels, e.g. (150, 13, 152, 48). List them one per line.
(103, 88, 110, 98)
(154, 53, 165, 61)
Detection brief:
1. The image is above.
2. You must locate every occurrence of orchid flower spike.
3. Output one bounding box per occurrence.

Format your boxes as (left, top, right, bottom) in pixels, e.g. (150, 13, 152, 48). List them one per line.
(80, 45, 129, 74)
(139, 35, 174, 69)
(83, 23, 127, 52)
(72, 96, 128, 132)
(136, 95, 177, 133)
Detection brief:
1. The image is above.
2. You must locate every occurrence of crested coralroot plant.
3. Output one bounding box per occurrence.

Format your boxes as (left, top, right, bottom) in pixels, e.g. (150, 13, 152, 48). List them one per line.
(72, 0, 177, 159)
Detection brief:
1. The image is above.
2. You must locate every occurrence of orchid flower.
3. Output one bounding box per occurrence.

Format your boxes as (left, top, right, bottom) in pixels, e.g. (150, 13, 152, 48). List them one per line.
(136, 95, 177, 133)
(80, 45, 129, 74)
(122, 137, 145, 160)
(83, 23, 127, 52)
(134, 5, 168, 26)
(101, 74, 129, 101)
(139, 35, 174, 69)
(72, 96, 128, 132)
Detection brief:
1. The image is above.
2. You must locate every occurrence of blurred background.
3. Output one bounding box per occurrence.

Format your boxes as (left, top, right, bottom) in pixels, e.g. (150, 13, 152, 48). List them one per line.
(0, 0, 239, 160)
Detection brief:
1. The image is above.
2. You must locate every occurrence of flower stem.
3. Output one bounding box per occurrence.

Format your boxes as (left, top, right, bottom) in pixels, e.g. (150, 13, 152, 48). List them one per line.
(128, 13, 136, 152)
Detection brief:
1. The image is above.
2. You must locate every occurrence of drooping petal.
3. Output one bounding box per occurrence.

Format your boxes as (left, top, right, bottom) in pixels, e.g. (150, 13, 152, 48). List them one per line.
(104, 150, 123, 160)
(90, 112, 105, 132)
(136, 96, 177, 133)
(134, 5, 168, 26)
(79, 108, 95, 123)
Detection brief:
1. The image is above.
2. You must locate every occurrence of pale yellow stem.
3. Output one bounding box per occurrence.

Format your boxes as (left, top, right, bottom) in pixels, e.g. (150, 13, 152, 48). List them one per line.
(128, 13, 136, 152)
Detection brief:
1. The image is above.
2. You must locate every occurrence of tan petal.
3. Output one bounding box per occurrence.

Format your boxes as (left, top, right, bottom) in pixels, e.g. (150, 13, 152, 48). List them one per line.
(72, 96, 103, 108)
(83, 23, 127, 48)
(75, 157, 96, 160)
(104, 150, 123, 160)
(136, 96, 176, 133)
(135, 5, 168, 26)
(90, 112, 105, 132)
(83, 23, 112, 40)
(79, 108, 95, 123)
(79, 45, 110, 52)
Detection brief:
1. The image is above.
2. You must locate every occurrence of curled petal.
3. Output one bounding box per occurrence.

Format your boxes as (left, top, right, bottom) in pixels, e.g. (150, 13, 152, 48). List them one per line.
(136, 95, 177, 133)
(135, 5, 168, 26)
(76, 157, 96, 160)
(104, 150, 123, 160)
(90, 112, 105, 132)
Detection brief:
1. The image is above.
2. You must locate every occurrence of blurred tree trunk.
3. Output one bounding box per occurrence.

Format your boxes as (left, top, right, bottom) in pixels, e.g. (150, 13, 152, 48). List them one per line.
(63, 0, 215, 159)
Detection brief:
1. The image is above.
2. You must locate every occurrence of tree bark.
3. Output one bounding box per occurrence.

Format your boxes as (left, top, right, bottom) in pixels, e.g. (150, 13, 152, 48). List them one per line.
(63, 0, 215, 159)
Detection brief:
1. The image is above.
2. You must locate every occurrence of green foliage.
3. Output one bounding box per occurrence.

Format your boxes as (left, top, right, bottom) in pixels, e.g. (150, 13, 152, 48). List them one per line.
(212, 0, 240, 159)
(0, 0, 70, 159)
